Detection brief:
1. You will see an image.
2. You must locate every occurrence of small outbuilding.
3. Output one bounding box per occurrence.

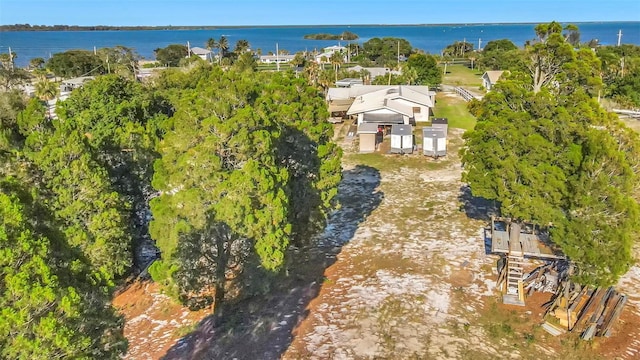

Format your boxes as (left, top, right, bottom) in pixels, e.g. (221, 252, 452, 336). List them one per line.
(357, 123, 380, 153)
(423, 127, 447, 158)
(431, 117, 449, 134)
(390, 124, 413, 154)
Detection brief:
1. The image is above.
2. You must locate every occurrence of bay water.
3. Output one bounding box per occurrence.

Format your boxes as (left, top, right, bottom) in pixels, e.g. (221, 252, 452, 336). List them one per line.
(1, 22, 639, 68)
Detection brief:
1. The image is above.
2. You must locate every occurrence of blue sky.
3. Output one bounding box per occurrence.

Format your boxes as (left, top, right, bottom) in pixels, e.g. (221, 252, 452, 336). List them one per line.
(1, 0, 639, 26)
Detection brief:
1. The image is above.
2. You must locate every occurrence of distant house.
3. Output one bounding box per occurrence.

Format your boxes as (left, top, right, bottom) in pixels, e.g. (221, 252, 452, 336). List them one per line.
(481, 70, 505, 91)
(60, 76, 94, 92)
(335, 78, 363, 88)
(314, 44, 346, 63)
(350, 65, 401, 83)
(259, 54, 296, 64)
(189, 47, 212, 61)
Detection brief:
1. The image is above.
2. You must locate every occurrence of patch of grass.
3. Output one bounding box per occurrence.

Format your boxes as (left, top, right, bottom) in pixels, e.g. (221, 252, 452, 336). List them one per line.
(442, 64, 484, 88)
(173, 322, 198, 338)
(434, 93, 477, 131)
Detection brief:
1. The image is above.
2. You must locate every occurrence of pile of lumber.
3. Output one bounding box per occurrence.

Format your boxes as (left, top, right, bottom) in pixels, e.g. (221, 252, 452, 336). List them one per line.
(545, 282, 627, 339)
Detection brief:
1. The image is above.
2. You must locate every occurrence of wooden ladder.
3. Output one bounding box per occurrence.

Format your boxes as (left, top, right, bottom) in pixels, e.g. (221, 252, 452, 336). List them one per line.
(503, 251, 526, 306)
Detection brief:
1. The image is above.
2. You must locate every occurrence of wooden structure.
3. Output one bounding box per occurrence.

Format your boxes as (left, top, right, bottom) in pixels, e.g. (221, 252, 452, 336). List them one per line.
(491, 217, 564, 306)
(356, 123, 380, 153)
(543, 281, 627, 340)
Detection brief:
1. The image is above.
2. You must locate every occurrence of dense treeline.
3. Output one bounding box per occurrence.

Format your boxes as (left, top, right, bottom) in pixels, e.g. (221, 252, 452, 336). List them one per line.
(304, 31, 359, 40)
(462, 22, 640, 286)
(1, 51, 341, 355)
(0, 24, 246, 31)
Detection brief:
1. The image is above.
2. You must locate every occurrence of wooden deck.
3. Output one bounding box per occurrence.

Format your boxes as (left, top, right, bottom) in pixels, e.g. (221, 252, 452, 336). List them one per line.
(490, 218, 565, 259)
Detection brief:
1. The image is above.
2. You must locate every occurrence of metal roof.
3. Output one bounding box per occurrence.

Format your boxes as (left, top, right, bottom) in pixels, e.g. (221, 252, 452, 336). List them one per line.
(423, 127, 446, 138)
(357, 123, 380, 134)
(362, 113, 404, 124)
(391, 124, 412, 136)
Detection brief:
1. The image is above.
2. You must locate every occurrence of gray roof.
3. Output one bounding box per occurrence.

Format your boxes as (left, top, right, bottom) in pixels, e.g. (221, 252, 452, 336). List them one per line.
(363, 113, 404, 124)
(391, 124, 412, 136)
(423, 127, 446, 138)
(357, 123, 380, 134)
(190, 47, 211, 55)
(327, 85, 432, 102)
(346, 86, 433, 116)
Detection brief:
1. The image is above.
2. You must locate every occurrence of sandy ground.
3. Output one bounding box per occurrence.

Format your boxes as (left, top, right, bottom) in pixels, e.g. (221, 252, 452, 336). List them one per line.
(115, 120, 640, 359)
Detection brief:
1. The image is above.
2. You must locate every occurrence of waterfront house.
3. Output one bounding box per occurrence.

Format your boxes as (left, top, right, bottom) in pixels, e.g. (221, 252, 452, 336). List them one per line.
(481, 70, 505, 91)
(259, 54, 296, 64)
(189, 47, 212, 61)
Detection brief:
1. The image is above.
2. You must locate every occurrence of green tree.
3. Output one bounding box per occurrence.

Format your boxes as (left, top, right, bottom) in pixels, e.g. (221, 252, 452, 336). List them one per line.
(154, 44, 188, 67)
(462, 22, 640, 287)
(330, 51, 344, 83)
(96, 46, 140, 77)
(218, 35, 229, 59)
(406, 53, 442, 87)
(148, 68, 341, 309)
(442, 40, 474, 58)
(46, 50, 105, 78)
(29, 57, 45, 70)
(483, 39, 518, 53)
(205, 37, 217, 63)
(0, 179, 127, 359)
(0, 51, 26, 98)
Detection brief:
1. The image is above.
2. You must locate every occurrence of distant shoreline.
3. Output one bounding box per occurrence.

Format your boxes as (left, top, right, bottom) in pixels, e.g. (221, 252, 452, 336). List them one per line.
(1, 21, 638, 32)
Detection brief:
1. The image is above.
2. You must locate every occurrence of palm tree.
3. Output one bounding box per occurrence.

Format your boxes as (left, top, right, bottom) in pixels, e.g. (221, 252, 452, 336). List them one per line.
(234, 39, 250, 55)
(205, 38, 217, 63)
(304, 61, 320, 87)
(403, 67, 418, 85)
(218, 36, 229, 62)
(329, 52, 343, 83)
(34, 78, 59, 118)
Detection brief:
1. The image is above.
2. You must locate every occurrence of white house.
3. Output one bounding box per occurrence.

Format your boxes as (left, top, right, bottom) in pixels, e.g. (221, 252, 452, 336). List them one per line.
(259, 54, 296, 64)
(345, 85, 434, 125)
(314, 44, 347, 63)
(189, 47, 212, 62)
(481, 70, 505, 91)
(350, 65, 401, 80)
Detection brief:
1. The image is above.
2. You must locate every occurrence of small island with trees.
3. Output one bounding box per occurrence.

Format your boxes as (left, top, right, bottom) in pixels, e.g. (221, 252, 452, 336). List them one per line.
(304, 31, 358, 40)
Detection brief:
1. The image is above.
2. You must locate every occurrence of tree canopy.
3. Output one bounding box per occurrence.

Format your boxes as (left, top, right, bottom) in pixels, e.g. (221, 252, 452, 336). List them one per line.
(462, 23, 640, 286)
(146, 64, 342, 309)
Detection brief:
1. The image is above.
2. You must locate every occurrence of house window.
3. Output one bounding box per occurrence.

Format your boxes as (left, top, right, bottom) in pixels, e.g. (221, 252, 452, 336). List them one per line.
(413, 107, 421, 114)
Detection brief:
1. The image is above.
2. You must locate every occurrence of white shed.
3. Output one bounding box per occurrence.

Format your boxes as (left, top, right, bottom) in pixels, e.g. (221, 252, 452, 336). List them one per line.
(390, 124, 413, 154)
(423, 127, 447, 157)
(431, 118, 448, 133)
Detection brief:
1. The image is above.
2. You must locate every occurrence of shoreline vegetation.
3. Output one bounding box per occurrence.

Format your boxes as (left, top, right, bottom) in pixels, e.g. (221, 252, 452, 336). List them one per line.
(1, 21, 638, 32)
(304, 31, 358, 40)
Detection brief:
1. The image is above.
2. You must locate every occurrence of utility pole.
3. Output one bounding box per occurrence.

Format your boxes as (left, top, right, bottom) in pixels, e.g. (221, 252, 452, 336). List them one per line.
(617, 30, 623, 46)
(8, 47, 13, 69)
(276, 43, 280, 72)
(94, 46, 97, 55)
(478, 38, 482, 51)
(187, 41, 191, 57)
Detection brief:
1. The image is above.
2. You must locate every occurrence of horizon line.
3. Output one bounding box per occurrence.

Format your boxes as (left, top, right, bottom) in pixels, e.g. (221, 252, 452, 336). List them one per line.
(1, 20, 639, 28)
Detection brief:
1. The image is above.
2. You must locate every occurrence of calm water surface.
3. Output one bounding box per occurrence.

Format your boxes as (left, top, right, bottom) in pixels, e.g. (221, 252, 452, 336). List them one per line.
(1, 23, 639, 67)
